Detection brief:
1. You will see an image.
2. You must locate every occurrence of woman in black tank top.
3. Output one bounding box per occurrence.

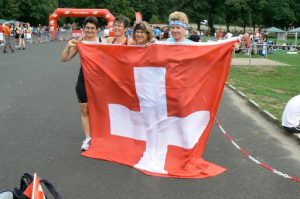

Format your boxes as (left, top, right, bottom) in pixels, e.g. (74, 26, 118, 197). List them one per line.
(105, 16, 131, 45)
(61, 17, 101, 151)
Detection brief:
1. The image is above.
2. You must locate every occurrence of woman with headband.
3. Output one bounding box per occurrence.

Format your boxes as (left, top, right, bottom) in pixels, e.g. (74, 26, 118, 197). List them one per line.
(167, 11, 193, 43)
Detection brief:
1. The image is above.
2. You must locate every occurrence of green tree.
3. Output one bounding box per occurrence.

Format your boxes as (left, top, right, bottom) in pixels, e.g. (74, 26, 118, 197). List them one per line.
(249, 0, 266, 31)
(222, 0, 251, 33)
(153, 0, 185, 23)
(262, 0, 296, 28)
(130, 0, 159, 22)
(293, 0, 300, 26)
(0, 0, 20, 20)
(176, 0, 210, 30)
(18, 0, 57, 25)
(207, 0, 224, 34)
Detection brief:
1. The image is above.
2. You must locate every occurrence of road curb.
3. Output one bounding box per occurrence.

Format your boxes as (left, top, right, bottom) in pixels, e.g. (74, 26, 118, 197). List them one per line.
(262, 110, 279, 123)
(237, 91, 246, 98)
(248, 99, 260, 109)
(225, 83, 300, 141)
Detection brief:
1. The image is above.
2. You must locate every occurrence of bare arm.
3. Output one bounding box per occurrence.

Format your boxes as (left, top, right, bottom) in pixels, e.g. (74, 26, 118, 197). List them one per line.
(103, 37, 113, 44)
(61, 38, 80, 62)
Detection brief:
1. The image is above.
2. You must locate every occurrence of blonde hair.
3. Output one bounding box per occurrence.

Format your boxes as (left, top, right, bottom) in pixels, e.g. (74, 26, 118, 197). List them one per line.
(169, 11, 189, 25)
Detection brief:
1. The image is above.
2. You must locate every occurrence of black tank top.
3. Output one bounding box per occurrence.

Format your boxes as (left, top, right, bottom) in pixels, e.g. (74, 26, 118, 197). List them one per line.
(112, 37, 128, 45)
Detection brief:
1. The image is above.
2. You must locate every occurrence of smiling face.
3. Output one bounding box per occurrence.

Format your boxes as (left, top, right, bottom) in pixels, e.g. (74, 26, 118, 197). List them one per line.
(133, 21, 154, 45)
(134, 29, 148, 45)
(83, 22, 97, 40)
(170, 25, 186, 42)
(113, 21, 127, 37)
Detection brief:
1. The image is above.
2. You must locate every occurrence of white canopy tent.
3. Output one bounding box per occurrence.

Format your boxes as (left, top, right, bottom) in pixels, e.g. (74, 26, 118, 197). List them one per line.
(288, 27, 300, 45)
(265, 27, 286, 40)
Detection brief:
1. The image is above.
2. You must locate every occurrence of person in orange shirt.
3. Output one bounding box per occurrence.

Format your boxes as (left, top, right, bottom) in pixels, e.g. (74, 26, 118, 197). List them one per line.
(3, 23, 14, 53)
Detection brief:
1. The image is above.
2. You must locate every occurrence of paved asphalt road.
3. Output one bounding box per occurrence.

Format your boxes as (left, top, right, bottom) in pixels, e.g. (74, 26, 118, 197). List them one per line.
(0, 42, 300, 199)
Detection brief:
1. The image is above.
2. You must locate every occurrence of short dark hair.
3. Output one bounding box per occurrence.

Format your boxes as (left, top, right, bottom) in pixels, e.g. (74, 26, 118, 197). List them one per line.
(83, 17, 99, 28)
(115, 16, 130, 28)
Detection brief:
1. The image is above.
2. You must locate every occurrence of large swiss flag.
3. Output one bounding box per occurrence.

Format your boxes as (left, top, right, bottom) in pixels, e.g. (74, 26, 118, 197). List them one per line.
(77, 39, 236, 178)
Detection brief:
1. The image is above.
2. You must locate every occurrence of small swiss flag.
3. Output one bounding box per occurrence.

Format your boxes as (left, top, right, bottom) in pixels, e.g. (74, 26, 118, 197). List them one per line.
(23, 173, 46, 199)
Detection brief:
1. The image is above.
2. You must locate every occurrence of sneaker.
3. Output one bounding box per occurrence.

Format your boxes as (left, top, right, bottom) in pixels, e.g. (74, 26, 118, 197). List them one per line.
(81, 136, 91, 151)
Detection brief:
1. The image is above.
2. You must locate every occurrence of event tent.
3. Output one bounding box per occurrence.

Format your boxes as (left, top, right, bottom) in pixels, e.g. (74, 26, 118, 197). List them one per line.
(288, 27, 300, 45)
(5, 20, 18, 24)
(265, 27, 286, 40)
(0, 19, 7, 24)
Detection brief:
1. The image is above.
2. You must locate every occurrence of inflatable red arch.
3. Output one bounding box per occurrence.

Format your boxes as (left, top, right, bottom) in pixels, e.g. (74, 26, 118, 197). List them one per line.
(49, 8, 115, 40)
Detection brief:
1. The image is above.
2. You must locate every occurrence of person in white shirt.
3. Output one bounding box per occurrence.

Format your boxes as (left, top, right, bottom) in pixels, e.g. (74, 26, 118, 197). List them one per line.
(103, 26, 110, 38)
(282, 95, 300, 140)
(224, 31, 233, 39)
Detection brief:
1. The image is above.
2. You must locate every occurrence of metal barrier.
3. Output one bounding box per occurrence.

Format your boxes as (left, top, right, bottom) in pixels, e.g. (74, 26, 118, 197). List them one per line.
(29, 31, 51, 44)
(57, 30, 72, 41)
(233, 43, 299, 65)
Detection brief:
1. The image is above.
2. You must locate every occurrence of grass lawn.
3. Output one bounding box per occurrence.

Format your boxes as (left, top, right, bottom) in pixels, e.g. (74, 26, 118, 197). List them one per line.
(227, 50, 300, 122)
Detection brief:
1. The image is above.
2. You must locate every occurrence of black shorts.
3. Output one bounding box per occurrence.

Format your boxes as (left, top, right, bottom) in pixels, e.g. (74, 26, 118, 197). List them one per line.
(75, 67, 87, 103)
(283, 123, 300, 134)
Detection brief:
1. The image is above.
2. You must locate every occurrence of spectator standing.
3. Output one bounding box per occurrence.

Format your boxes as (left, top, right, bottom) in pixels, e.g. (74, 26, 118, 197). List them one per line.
(103, 26, 110, 38)
(224, 30, 233, 39)
(18, 24, 26, 50)
(188, 29, 200, 42)
(61, 17, 102, 151)
(3, 23, 14, 53)
(216, 29, 223, 40)
(26, 23, 33, 43)
(253, 28, 261, 42)
(0, 23, 3, 46)
(126, 26, 133, 38)
(153, 27, 161, 40)
(161, 26, 170, 40)
(14, 23, 20, 48)
(244, 33, 251, 54)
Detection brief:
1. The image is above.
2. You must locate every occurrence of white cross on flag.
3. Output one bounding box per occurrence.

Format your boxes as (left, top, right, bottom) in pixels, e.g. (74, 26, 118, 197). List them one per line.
(23, 173, 46, 199)
(77, 39, 237, 178)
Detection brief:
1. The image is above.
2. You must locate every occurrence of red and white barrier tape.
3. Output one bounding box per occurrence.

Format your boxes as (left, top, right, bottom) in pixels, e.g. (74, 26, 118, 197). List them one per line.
(216, 119, 300, 184)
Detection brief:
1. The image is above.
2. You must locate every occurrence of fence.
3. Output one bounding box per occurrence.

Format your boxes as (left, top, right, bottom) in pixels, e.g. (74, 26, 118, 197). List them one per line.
(233, 43, 299, 65)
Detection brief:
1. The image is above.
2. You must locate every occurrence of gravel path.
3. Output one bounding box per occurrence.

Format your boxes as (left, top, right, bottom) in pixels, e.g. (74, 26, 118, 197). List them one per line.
(231, 58, 289, 66)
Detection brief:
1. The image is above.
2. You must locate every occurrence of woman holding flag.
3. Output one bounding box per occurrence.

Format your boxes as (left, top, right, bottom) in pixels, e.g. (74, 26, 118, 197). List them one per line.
(61, 17, 101, 151)
(130, 21, 154, 45)
(104, 16, 131, 45)
(167, 11, 193, 43)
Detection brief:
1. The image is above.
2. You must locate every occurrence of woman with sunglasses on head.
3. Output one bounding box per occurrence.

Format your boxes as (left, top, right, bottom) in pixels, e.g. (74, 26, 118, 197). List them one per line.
(61, 16, 101, 151)
(167, 11, 193, 43)
(104, 16, 131, 45)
